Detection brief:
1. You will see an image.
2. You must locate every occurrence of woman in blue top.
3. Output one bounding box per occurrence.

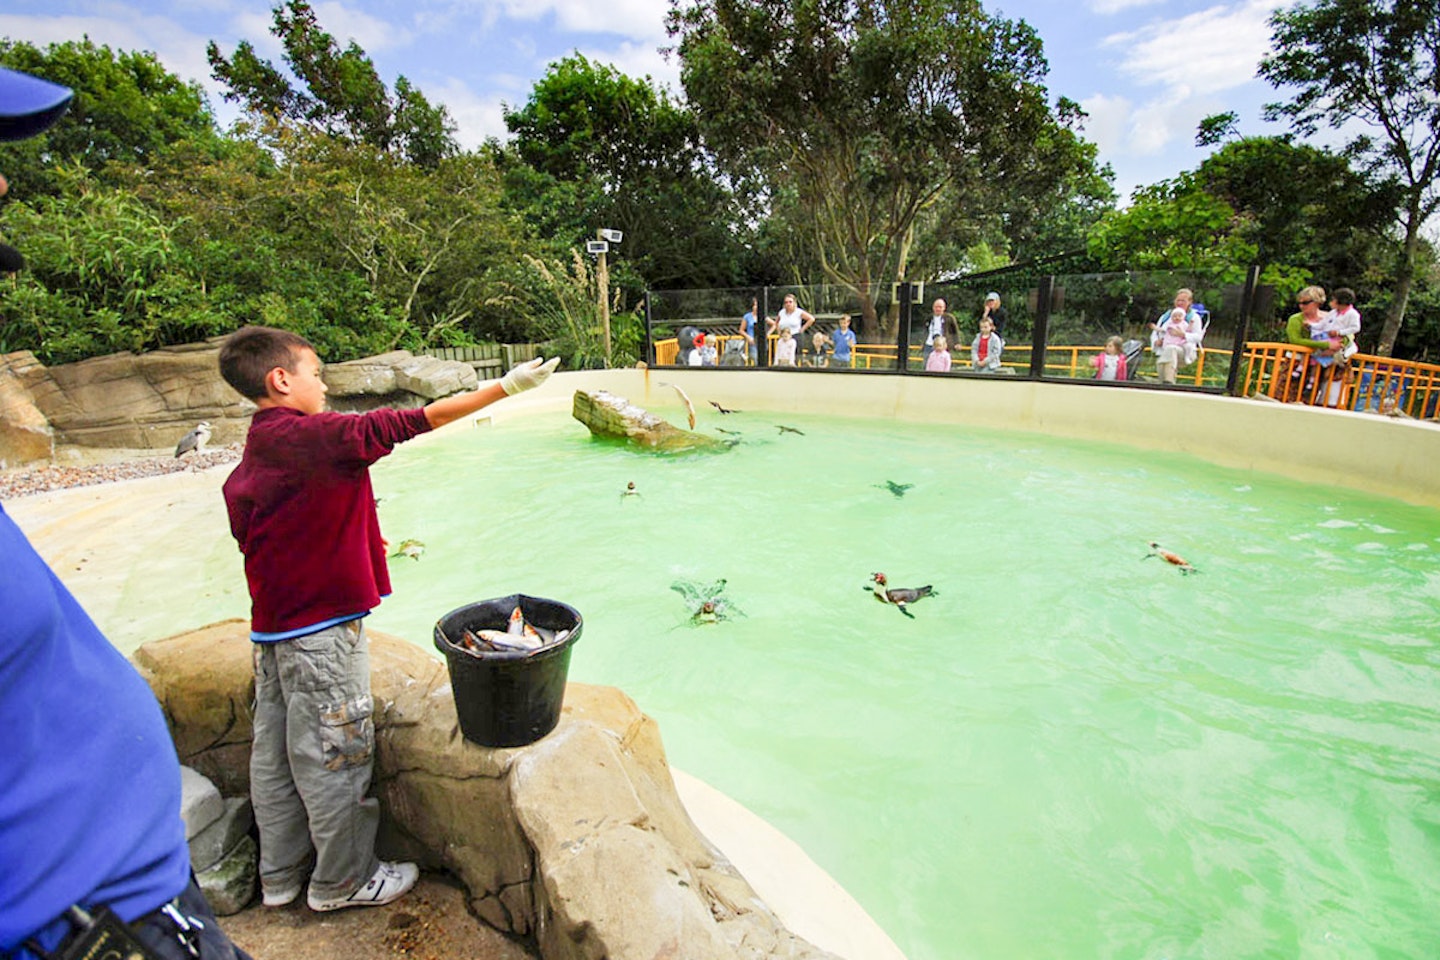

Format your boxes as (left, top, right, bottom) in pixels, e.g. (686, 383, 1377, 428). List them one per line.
(740, 297, 759, 365)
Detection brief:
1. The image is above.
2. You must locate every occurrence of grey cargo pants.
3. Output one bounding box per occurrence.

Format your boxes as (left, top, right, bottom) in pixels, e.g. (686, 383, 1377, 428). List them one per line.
(250, 619, 380, 901)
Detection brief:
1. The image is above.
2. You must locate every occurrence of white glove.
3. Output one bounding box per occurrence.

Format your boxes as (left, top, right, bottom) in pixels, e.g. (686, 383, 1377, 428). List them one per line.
(500, 356, 561, 395)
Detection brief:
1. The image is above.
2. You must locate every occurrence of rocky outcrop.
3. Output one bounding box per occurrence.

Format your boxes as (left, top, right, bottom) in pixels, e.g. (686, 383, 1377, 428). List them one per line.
(0, 352, 53, 467)
(20, 340, 255, 451)
(0, 341, 487, 461)
(323, 350, 480, 412)
(573, 389, 731, 453)
(134, 622, 840, 960)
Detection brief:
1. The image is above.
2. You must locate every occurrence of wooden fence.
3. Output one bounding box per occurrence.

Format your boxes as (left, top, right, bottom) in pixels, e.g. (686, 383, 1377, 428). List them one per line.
(429, 342, 551, 378)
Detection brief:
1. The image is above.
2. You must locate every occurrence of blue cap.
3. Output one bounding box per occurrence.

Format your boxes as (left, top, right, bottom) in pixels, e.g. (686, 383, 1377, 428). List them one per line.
(0, 66, 74, 142)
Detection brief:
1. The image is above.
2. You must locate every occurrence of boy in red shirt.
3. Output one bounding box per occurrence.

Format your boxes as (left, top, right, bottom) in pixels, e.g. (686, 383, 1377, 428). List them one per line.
(219, 326, 557, 912)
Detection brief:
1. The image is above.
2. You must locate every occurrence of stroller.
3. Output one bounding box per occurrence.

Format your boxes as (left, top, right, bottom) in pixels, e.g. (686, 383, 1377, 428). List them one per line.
(720, 338, 747, 366)
(1121, 339, 1146, 381)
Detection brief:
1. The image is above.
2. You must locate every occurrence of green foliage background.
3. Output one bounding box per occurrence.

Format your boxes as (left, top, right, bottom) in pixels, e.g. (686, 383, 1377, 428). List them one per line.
(2, 0, 1437, 367)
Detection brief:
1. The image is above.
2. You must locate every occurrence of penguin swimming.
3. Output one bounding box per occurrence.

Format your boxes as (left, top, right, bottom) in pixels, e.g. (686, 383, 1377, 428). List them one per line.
(1145, 542, 1197, 574)
(776, 425, 805, 436)
(709, 400, 740, 414)
(671, 578, 744, 624)
(621, 481, 640, 499)
(865, 572, 934, 618)
(875, 480, 914, 499)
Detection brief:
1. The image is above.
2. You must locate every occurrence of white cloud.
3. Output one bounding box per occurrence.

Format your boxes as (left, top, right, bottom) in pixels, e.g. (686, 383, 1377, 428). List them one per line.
(576, 39, 680, 94)
(1104, 0, 1279, 96)
(225, 9, 286, 60)
(422, 77, 509, 148)
(1081, 0, 1287, 190)
(1088, 0, 1164, 13)
(0, 12, 219, 95)
(1078, 92, 1134, 157)
(483, 0, 670, 40)
(310, 1, 413, 53)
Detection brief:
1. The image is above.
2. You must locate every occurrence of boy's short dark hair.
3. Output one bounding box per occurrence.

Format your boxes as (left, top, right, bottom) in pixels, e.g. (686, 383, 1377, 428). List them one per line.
(219, 325, 317, 400)
(1332, 287, 1356, 306)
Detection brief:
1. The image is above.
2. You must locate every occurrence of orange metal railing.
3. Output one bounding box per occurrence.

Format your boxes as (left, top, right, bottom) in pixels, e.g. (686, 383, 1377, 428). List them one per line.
(1241, 342, 1440, 416)
(650, 334, 1439, 418)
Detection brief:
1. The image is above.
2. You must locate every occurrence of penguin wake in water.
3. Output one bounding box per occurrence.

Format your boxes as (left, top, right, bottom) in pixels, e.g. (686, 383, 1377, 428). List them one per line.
(389, 538, 425, 561)
(1145, 542, 1197, 575)
(670, 578, 744, 624)
(865, 572, 934, 618)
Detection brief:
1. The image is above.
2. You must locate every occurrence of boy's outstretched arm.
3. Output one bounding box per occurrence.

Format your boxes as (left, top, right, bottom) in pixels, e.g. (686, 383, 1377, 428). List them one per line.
(424, 356, 560, 429)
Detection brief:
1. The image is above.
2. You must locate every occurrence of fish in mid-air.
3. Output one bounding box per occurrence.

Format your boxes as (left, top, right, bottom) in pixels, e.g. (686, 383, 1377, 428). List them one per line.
(389, 538, 425, 561)
(660, 382, 697, 429)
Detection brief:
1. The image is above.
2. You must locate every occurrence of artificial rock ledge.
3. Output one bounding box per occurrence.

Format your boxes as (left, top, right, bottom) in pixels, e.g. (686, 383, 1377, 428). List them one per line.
(134, 621, 842, 960)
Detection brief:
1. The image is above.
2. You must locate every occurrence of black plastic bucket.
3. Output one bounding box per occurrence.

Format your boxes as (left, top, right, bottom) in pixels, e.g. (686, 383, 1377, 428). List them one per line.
(433, 594, 582, 748)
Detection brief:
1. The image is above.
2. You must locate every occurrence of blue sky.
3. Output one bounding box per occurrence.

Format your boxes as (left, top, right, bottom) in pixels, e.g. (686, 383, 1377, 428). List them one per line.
(1, 0, 1296, 200)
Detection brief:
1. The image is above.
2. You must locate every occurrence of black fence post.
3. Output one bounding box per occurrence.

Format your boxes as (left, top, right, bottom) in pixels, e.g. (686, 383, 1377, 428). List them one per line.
(643, 291, 653, 367)
(1225, 263, 1261, 397)
(896, 282, 913, 372)
(1029, 275, 1055, 378)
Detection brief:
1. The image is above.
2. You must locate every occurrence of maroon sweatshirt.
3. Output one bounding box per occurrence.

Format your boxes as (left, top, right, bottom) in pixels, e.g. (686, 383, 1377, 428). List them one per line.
(223, 405, 432, 637)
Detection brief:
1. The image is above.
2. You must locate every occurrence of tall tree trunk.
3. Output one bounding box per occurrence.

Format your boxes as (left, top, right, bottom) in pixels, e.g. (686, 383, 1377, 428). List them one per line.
(1377, 206, 1421, 357)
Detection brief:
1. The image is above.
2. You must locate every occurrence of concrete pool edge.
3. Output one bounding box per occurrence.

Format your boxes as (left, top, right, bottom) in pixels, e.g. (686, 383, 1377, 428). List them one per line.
(463, 368, 1440, 509)
(672, 768, 907, 960)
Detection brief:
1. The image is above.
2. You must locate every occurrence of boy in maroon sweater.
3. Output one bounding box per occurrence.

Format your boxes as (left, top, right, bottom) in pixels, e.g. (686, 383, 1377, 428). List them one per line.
(219, 326, 557, 912)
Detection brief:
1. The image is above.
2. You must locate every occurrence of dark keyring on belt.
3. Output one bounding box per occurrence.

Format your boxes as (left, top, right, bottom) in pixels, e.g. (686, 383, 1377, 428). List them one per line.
(22, 897, 203, 960)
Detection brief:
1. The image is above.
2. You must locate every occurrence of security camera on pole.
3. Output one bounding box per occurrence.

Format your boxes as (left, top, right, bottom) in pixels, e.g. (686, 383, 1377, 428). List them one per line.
(587, 228, 622, 367)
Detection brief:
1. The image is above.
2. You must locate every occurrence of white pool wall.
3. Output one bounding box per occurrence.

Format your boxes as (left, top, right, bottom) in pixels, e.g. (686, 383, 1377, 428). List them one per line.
(463, 368, 1440, 509)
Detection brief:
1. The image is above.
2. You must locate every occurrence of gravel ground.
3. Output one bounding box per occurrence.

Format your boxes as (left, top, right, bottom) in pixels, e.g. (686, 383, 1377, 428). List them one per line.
(0, 445, 243, 500)
(221, 873, 537, 960)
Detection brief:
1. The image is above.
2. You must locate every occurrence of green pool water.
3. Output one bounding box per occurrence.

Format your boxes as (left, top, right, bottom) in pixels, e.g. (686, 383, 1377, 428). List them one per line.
(357, 410, 1440, 960)
(70, 407, 1440, 959)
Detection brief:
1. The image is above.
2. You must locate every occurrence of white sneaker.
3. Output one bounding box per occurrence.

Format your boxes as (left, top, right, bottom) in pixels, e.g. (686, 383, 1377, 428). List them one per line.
(307, 861, 419, 912)
(261, 881, 303, 907)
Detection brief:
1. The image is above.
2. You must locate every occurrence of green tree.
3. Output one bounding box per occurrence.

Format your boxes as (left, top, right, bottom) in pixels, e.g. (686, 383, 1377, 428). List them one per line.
(207, 0, 457, 167)
(1086, 136, 1407, 345)
(0, 167, 227, 363)
(1259, 0, 1440, 355)
(668, 0, 1101, 333)
(498, 54, 745, 292)
(0, 39, 222, 197)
